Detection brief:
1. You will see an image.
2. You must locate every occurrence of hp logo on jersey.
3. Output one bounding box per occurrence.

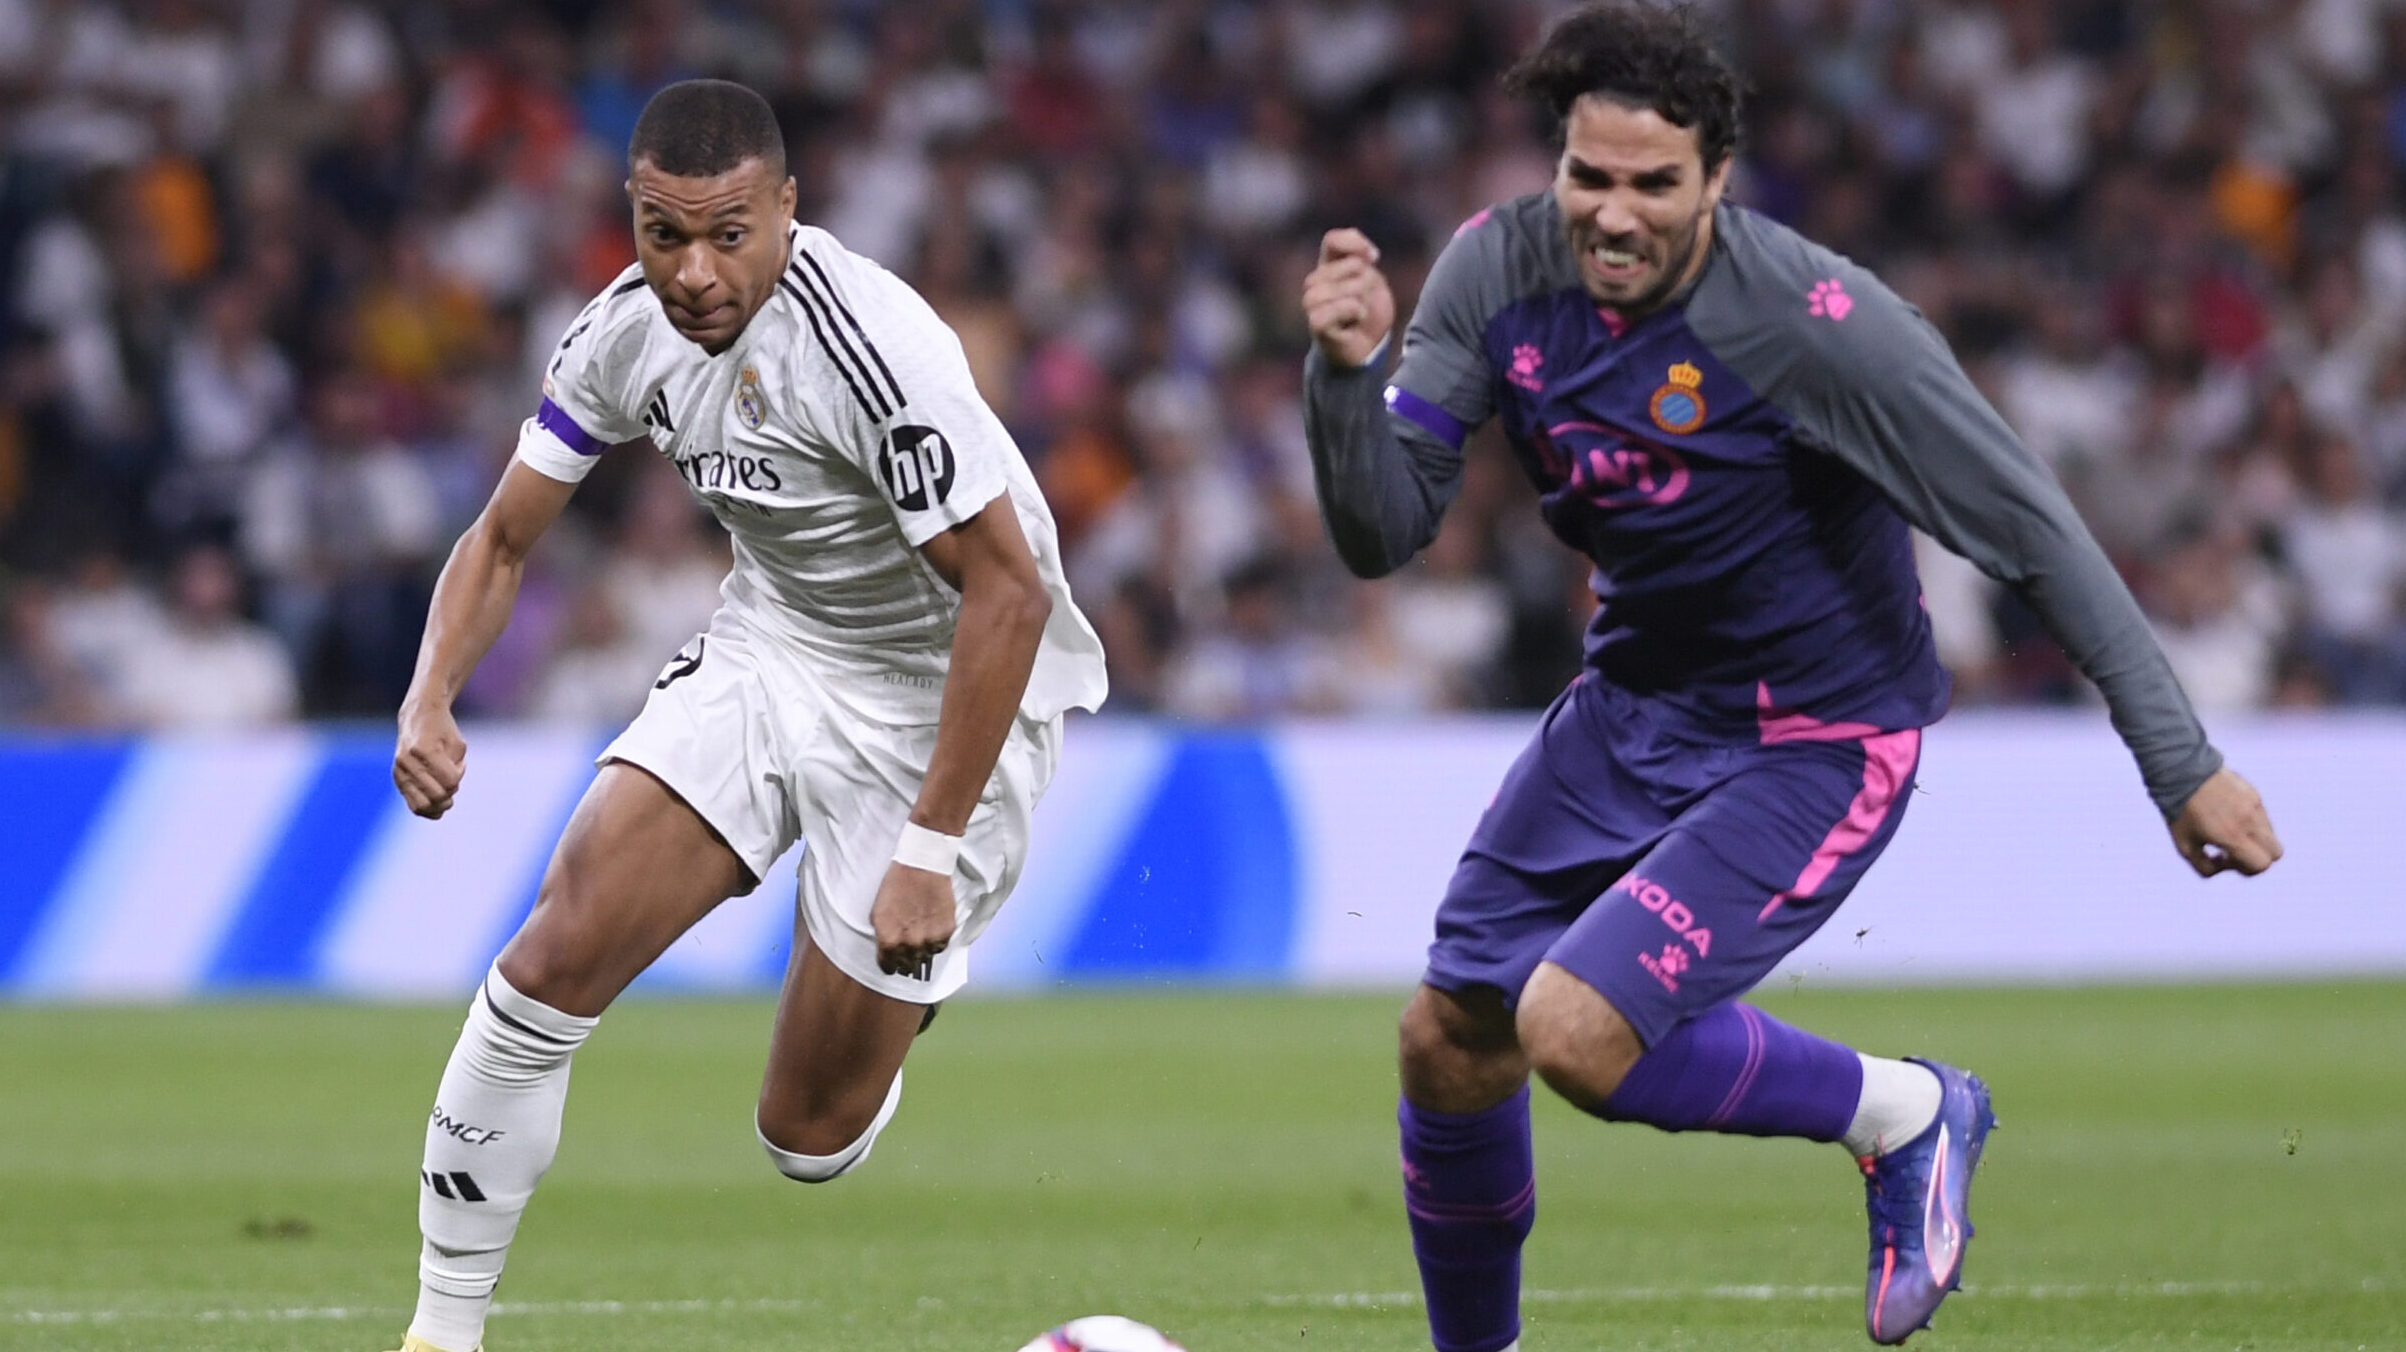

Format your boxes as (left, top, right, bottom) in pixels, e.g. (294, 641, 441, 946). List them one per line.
(879, 425, 957, 510)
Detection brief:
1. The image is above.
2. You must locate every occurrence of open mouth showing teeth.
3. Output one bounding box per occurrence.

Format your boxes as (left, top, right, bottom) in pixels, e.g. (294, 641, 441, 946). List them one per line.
(1590, 244, 1645, 272)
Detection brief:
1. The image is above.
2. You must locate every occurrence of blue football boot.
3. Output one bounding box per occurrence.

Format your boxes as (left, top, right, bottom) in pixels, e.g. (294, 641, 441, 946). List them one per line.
(1858, 1058, 1995, 1344)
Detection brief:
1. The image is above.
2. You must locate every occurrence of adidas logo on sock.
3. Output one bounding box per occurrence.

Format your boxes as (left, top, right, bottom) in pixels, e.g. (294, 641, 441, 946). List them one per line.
(421, 1169, 487, 1202)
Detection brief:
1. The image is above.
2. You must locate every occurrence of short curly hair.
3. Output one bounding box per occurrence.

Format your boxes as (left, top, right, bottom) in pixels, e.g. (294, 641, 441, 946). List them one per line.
(1502, 2, 1745, 171)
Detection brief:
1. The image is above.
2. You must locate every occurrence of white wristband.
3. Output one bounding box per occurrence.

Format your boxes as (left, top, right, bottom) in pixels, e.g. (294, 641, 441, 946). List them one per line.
(893, 821, 963, 875)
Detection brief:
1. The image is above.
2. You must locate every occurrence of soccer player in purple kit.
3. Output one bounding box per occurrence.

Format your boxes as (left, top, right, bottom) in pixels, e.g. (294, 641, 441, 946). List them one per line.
(1299, 5, 2284, 1348)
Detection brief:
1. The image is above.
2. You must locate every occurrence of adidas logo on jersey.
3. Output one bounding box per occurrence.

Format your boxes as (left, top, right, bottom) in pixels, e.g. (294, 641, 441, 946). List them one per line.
(642, 388, 677, 436)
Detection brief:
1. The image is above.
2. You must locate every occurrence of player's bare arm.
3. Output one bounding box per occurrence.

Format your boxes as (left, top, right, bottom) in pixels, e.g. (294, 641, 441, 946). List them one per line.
(393, 461, 578, 819)
(2170, 766, 2283, 877)
(869, 496, 1053, 977)
(1303, 228, 1396, 369)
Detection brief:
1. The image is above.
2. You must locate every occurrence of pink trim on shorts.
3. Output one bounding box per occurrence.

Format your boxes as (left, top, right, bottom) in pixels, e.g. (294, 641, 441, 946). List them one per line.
(1755, 680, 1883, 743)
(1758, 726, 1920, 922)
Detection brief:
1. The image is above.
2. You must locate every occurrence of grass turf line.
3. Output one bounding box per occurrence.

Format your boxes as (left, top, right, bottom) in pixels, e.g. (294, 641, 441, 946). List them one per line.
(1, 983, 2400, 1351)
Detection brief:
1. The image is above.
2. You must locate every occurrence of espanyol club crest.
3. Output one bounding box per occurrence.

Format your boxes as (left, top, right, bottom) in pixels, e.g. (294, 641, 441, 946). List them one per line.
(1648, 360, 1708, 435)
(735, 364, 767, 430)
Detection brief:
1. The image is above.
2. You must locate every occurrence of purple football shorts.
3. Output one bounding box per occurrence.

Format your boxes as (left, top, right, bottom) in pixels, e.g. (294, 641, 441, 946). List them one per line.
(1425, 675, 1922, 1047)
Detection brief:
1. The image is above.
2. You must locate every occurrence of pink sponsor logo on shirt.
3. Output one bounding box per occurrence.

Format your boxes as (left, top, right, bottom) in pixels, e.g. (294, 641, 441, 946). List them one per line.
(1808, 277, 1854, 321)
(1507, 343, 1546, 392)
(1545, 422, 1692, 508)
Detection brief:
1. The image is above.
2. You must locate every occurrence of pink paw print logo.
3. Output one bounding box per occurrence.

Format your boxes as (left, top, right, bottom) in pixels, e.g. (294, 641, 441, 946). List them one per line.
(1508, 343, 1546, 392)
(1656, 943, 1690, 977)
(1808, 277, 1853, 321)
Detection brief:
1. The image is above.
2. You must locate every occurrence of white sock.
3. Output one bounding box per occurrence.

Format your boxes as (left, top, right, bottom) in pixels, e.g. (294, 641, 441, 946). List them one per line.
(407, 966, 597, 1352)
(1841, 1055, 1941, 1158)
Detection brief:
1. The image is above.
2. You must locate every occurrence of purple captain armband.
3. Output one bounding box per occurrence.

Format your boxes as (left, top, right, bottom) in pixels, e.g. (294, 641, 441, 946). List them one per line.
(535, 397, 607, 457)
(1384, 384, 1467, 451)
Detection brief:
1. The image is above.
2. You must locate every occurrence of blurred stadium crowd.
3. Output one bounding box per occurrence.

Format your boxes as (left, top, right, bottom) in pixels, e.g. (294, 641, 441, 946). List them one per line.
(3, 0, 2405, 730)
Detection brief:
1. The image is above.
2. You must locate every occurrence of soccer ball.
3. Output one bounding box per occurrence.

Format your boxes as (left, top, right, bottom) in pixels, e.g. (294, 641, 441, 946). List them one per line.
(1017, 1315, 1187, 1352)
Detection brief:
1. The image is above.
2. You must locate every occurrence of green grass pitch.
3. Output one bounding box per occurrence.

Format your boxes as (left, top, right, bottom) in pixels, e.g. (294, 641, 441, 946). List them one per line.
(3, 983, 2401, 1351)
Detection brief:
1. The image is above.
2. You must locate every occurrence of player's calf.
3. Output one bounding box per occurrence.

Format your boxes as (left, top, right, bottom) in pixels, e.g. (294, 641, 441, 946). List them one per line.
(1397, 985, 1537, 1352)
(1514, 961, 1644, 1109)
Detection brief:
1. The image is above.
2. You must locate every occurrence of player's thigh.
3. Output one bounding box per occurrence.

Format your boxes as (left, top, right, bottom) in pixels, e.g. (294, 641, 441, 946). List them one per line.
(757, 934, 925, 1153)
(498, 761, 752, 1017)
(791, 711, 1059, 1005)
(1542, 730, 1922, 1048)
(503, 617, 807, 1016)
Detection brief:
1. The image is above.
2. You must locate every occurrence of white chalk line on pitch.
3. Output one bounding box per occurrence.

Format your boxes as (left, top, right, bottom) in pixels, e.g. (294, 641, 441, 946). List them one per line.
(11, 1278, 2396, 1327)
(1265, 1276, 2400, 1308)
(4, 1297, 819, 1326)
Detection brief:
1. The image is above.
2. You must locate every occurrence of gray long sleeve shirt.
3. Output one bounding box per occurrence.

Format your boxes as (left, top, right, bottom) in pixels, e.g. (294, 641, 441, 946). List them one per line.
(1304, 195, 2221, 819)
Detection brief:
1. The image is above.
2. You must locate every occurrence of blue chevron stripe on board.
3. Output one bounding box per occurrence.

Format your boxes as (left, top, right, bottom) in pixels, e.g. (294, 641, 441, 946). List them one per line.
(201, 736, 402, 986)
(0, 741, 136, 984)
(476, 731, 615, 974)
(1059, 733, 1297, 979)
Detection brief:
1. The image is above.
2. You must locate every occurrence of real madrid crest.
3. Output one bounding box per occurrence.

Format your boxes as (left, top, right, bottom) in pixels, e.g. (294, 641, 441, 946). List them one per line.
(1648, 361, 1707, 435)
(735, 364, 767, 430)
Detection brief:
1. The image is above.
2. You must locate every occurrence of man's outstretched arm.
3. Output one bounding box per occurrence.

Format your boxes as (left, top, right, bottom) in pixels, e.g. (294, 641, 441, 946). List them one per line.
(1825, 336, 2281, 873)
(1691, 242, 2280, 874)
(394, 460, 578, 819)
(1813, 328, 2280, 873)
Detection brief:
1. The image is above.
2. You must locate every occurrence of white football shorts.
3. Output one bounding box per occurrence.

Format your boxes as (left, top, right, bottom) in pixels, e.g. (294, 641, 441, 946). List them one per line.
(598, 606, 1062, 1003)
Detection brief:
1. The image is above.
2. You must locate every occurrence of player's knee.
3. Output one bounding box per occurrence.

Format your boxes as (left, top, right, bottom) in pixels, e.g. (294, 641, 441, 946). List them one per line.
(1517, 964, 1643, 1110)
(757, 1074, 904, 1183)
(493, 936, 603, 1016)
(496, 884, 620, 1015)
(756, 1108, 873, 1164)
(1399, 984, 1524, 1111)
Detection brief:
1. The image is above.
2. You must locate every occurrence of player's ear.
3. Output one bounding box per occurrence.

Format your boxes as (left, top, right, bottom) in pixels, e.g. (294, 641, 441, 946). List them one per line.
(779, 174, 797, 222)
(1699, 155, 1732, 214)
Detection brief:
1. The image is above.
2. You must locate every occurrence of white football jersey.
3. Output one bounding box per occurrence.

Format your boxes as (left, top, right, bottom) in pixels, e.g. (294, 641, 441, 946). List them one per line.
(514, 224, 1107, 724)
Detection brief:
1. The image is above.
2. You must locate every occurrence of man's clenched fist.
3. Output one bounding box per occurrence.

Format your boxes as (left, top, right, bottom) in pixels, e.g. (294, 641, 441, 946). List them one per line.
(1303, 228, 1396, 370)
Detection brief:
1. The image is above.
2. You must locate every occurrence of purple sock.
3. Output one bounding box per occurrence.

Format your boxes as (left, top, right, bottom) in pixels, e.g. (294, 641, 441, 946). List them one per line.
(1400, 1087, 1535, 1352)
(1598, 1002, 1863, 1141)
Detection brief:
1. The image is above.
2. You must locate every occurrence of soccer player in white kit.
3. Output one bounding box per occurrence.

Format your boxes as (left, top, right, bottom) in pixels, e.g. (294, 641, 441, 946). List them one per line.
(382, 80, 1106, 1352)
